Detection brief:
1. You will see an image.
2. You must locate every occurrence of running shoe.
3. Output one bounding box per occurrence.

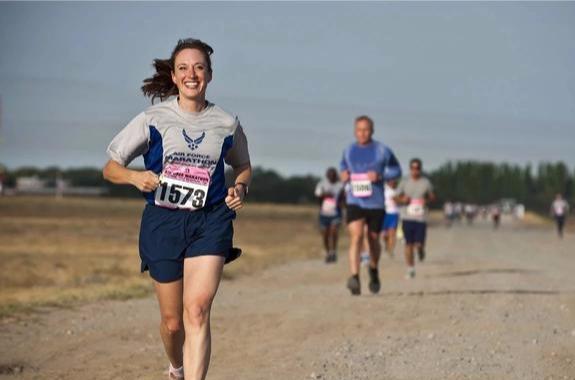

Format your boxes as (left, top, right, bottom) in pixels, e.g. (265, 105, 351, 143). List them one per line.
(168, 364, 184, 380)
(368, 267, 381, 294)
(360, 252, 370, 266)
(347, 275, 361, 295)
(405, 267, 416, 279)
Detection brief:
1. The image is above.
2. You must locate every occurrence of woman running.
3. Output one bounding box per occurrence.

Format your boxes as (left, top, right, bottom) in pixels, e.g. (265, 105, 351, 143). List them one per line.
(103, 38, 251, 380)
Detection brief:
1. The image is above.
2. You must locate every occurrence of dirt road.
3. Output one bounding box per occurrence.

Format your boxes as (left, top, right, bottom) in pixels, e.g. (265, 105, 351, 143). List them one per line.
(1, 217, 574, 379)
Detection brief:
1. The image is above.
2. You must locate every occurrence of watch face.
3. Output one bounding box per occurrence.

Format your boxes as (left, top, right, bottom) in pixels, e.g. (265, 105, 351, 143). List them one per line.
(236, 183, 248, 195)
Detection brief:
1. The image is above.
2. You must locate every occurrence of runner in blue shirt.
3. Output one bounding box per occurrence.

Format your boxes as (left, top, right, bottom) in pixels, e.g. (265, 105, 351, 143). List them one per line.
(340, 115, 401, 295)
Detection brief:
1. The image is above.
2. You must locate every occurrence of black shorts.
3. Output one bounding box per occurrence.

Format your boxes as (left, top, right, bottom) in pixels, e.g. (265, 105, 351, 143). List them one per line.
(346, 205, 386, 233)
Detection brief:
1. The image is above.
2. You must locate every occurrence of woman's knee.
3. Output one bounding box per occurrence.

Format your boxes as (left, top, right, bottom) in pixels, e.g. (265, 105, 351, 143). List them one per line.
(183, 297, 213, 329)
(161, 314, 183, 336)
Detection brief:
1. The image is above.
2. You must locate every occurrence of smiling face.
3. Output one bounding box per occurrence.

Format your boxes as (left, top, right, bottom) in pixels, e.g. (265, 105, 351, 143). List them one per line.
(171, 48, 212, 102)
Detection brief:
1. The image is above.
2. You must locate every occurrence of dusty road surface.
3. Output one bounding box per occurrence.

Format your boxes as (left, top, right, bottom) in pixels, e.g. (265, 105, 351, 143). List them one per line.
(1, 217, 574, 380)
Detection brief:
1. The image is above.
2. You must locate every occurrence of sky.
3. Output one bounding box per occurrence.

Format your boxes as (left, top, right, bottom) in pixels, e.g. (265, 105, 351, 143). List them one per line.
(0, 2, 574, 176)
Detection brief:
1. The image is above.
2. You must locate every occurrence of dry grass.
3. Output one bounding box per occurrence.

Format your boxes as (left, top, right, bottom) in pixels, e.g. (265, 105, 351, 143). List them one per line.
(1, 196, 558, 319)
(0, 197, 332, 318)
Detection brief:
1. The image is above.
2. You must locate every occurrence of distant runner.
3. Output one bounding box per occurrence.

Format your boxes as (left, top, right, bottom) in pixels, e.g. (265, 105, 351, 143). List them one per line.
(381, 179, 400, 257)
(464, 203, 477, 225)
(395, 158, 435, 279)
(315, 167, 345, 263)
(340, 115, 401, 295)
(443, 200, 455, 227)
(550, 194, 570, 238)
(491, 203, 501, 229)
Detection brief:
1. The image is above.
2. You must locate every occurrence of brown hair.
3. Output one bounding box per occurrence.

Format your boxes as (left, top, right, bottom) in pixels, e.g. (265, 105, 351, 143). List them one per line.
(410, 158, 423, 169)
(141, 38, 214, 103)
(354, 115, 374, 131)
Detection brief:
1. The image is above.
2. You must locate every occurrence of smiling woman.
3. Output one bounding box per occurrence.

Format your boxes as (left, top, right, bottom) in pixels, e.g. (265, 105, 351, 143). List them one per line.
(101, 38, 252, 380)
(141, 38, 214, 104)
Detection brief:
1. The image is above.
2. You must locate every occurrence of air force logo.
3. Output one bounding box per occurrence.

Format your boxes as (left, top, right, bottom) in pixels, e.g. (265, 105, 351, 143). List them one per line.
(183, 130, 206, 151)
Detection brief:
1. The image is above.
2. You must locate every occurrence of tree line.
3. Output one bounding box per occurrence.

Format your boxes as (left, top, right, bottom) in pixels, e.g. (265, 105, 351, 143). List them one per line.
(1, 161, 572, 213)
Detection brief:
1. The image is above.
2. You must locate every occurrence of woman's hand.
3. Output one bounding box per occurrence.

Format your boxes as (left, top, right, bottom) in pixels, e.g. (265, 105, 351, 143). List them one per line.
(225, 185, 246, 211)
(103, 160, 159, 192)
(129, 171, 160, 192)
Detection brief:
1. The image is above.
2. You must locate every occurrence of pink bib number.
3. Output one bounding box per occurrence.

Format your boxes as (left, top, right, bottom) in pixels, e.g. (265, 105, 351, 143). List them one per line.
(350, 173, 373, 198)
(407, 198, 425, 217)
(155, 163, 210, 210)
(321, 197, 338, 216)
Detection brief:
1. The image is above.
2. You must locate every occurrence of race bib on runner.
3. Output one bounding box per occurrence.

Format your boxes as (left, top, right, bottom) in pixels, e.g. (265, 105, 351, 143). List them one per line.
(407, 198, 425, 217)
(321, 197, 338, 217)
(155, 163, 210, 210)
(350, 173, 373, 198)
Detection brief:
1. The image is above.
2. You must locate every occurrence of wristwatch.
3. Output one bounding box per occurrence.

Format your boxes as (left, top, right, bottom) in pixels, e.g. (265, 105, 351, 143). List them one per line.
(235, 182, 249, 196)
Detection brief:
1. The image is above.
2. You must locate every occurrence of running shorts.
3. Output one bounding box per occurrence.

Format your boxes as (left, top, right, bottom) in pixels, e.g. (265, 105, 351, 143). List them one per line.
(382, 213, 399, 230)
(319, 215, 342, 229)
(346, 205, 386, 233)
(139, 201, 239, 283)
(402, 220, 427, 244)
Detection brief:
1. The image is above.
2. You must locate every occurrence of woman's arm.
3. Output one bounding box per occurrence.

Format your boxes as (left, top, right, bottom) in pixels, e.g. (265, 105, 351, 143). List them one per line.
(225, 163, 252, 211)
(102, 159, 159, 192)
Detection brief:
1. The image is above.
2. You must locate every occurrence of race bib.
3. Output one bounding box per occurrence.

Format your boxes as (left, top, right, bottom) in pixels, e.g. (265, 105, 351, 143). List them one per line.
(155, 163, 210, 210)
(407, 198, 425, 217)
(350, 173, 373, 198)
(321, 197, 338, 216)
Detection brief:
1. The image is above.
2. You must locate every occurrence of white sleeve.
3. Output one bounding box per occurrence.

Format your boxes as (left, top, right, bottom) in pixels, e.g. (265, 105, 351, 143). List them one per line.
(106, 112, 150, 166)
(314, 182, 323, 197)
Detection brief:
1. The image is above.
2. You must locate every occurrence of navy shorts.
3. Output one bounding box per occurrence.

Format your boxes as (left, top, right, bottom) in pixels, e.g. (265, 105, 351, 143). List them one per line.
(139, 201, 237, 283)
(382, 213, 399, 230)
(402, 220, 427, 244)
(319, 215, 342, 229)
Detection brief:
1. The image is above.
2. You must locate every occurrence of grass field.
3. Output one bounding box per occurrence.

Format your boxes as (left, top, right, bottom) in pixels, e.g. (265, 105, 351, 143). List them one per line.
(0, 196, 330, 318)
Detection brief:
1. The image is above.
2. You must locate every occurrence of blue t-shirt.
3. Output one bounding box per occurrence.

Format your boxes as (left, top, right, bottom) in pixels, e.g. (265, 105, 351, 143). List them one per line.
(340, 140, 401, 209)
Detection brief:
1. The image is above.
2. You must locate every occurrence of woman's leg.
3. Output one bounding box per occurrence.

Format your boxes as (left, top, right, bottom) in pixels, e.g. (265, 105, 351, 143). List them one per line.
(154, 280, 184, 371)
(182, 255, 225, 380)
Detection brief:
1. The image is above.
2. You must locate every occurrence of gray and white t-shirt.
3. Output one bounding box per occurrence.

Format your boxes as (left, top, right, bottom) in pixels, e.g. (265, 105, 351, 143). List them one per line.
(397, 176, 434, 222)
(551, 199, 569, 217)
(107, 98, 250, 207)
(315, 180, 344, 217)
